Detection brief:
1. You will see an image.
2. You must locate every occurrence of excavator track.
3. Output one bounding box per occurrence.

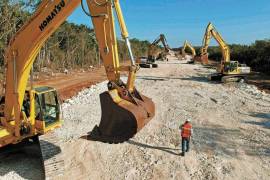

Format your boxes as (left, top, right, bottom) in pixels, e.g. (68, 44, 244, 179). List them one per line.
(39, 133, 65, 180)
(208, 73, 248, 83)
(221, 75, 247, 83)
(139, 63, 158, 68)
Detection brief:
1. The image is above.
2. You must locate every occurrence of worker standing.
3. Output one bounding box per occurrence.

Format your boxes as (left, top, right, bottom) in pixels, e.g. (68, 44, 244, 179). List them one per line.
(180, 119, 192, 156)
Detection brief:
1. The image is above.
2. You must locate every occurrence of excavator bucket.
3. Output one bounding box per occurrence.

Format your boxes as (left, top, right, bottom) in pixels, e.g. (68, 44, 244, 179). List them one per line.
(200, 54, 209, 65)
(86, 89, 155, 143)
(193, 55, 209, 65)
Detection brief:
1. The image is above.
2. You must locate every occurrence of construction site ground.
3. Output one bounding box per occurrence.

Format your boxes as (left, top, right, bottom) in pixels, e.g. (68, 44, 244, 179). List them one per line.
(0, 56, 270, 180)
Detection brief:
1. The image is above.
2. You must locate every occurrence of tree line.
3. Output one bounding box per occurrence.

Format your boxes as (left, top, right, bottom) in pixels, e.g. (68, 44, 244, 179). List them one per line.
(0, 1, 150, 73)
(1, 1, 269, 75)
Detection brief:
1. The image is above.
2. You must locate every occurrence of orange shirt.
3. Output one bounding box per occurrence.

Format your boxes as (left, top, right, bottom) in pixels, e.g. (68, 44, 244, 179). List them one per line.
(181, 123, 192, 138)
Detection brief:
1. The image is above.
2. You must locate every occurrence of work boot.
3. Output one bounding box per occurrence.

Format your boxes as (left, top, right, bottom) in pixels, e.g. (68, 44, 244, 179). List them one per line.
(181, 152, 185, 156)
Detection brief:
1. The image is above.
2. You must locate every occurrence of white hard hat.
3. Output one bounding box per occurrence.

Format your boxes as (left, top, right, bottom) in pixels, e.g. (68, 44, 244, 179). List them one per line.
(186, 119, 191, 122)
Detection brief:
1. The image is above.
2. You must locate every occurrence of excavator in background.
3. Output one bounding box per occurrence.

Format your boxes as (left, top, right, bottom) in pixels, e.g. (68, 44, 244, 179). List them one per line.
(198, 22, 251, 82)
(148, 34, 171, 61)
(0, 0, 155, 178)
(138, 34, 171, 68)
(181, 40, 196, 61)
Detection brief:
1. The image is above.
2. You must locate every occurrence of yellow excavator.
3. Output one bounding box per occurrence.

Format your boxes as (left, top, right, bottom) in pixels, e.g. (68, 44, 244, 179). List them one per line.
(0, 0, 155, 177)
(181, 40, 196, 61)
(138, 34, 171, 68)
(148, 34, 171, 61)
(199, 22, 251, 82)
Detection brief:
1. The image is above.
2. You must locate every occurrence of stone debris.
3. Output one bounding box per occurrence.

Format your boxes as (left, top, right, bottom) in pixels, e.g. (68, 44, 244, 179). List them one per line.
(1, 59, 269, 180)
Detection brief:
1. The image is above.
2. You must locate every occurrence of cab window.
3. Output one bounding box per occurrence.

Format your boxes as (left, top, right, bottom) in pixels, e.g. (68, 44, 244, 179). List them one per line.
(22, 92, 30, 118)
(35, 94, 42, 120)
(39, 91, 60, 126)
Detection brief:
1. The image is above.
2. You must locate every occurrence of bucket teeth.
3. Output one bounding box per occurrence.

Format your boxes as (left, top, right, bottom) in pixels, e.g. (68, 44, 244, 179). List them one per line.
(85, 90, 155, 144)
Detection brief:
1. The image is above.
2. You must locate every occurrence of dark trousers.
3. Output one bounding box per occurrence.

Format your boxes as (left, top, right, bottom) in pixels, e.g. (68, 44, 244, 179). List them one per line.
(181, 137, 190, 155)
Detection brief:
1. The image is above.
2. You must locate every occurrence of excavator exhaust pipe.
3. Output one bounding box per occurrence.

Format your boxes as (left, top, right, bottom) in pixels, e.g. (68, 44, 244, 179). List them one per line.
(85, 89, 155, 143)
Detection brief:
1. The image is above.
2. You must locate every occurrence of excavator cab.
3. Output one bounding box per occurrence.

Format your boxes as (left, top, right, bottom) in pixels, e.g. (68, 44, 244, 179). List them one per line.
(0, 86, 61, 147)
(223, 61, 239, 74)
(223, 61, 251, 75)
(25, 86, 61, 134)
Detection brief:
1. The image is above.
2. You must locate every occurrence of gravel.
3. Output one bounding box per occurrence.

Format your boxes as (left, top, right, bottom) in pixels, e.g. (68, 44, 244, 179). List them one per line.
(1, 56, 270, 180)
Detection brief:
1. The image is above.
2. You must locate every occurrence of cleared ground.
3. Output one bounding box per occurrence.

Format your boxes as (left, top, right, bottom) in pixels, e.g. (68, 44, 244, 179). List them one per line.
(34, 67, 107, 100)
(0, 57, 270, 180)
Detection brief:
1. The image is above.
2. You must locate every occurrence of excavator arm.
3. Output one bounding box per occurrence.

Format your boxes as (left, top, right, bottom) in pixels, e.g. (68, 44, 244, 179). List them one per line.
(1, 0, 154, 145)
(148, 34, 170, 61)
(151, 34, 170, 52)
(182, 40, 196, 57)
(200, 22, 230, 63)
(158, 34, 170, 52)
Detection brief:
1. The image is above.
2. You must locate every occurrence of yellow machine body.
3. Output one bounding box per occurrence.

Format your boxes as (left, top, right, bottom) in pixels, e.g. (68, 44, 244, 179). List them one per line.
(198, 23, 251, 82)
(0, 86, 61, 147)
(181, 40, 196, 60)
(1, 0, 155, 147)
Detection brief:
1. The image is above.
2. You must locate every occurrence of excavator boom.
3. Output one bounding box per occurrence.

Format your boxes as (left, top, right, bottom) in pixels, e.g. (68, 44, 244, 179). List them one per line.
(152, 34, 170, 52)
(182, 40, 196, 58)
(148, 34, 171, 57)
(200, 22, 230, 64)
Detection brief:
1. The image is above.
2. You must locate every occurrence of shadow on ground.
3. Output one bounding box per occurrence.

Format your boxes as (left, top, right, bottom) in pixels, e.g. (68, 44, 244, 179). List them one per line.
(136, 75, 183, 81)
(203, 65, 216, 69)
(243, 112, 270, 129)
(180, 76, 209, 83)
(127, 140, 180, 156)
(250, 112, 270, 120)
(157, 62, 182, 65)
(136, 76, 168, 81)
(136, 75, 216, 84)
(0, 140, 61, 180)
(193, 125, 270, 158)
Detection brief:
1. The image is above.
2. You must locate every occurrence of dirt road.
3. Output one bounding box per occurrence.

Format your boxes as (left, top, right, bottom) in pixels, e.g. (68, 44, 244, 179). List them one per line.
(1, 57, 269, 180)
(34, 67, 107, 100)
